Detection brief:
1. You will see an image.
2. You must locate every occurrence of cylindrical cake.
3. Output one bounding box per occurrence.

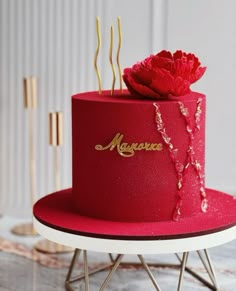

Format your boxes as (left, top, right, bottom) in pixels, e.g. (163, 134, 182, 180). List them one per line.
(72, 90, 205, 222)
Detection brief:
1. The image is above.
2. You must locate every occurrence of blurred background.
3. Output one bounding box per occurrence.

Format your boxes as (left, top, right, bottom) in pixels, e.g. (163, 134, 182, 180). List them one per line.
(0, 0, 235, 217)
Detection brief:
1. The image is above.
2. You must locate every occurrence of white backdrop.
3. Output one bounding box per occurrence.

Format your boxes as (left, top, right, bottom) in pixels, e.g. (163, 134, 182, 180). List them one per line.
(0, 0, 235, 217)
(166, 0, 236, 194)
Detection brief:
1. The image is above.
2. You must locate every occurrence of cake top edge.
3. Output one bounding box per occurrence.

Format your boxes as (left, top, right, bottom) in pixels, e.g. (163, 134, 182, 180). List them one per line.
(72, 90, 205, 104)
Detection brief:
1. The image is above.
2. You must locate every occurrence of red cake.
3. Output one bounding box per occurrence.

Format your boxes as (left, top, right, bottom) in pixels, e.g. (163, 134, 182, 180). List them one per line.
(72, 90, 206, 222)
(71, 50, 208, 223)
(33, 50, 236, 239)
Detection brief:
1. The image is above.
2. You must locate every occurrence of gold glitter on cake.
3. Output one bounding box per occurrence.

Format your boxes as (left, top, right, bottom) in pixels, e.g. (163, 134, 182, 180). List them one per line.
(154, 99, 206, 221)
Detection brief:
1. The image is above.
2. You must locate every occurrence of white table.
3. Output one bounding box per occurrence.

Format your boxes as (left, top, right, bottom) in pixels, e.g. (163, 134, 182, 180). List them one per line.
(33, 217, 236, 291)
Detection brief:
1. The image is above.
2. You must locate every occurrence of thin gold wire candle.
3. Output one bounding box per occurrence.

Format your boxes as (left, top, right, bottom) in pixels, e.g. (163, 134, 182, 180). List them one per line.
(109, 25, 116, 95)
(116, 17, 123, 92)
(94, 16, 102, 94)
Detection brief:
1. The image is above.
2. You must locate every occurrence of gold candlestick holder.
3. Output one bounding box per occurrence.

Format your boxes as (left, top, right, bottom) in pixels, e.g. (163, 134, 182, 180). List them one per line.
(11, 77, 38, 236)
(35, 112, 72, 253)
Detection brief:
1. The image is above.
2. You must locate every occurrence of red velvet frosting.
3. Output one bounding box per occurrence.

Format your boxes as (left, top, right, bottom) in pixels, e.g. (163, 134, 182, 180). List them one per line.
(72, 90, 206, 222)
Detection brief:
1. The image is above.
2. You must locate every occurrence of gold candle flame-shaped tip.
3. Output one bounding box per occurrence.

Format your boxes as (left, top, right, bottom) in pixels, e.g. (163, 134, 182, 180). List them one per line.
(116, 16, 123, 93)
(94, 16, 102, 94)
(109, 25, 116, 96)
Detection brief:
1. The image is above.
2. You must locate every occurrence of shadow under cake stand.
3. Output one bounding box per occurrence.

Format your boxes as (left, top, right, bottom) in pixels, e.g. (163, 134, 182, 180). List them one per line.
(33, 189, 236, 291)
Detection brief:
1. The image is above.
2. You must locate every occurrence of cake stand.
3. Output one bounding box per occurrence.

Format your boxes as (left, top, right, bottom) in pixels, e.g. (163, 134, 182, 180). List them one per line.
(33, 215, 236, 291)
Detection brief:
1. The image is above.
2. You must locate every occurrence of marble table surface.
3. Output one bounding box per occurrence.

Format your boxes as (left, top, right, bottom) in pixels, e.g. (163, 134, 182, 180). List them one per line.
(0, 216, 236, 291)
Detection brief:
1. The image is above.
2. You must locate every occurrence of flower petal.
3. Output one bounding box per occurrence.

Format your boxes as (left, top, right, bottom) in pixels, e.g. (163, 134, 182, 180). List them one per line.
(123, 72, 162, 99)
(150, 68, 175, 95)
(122, 50, 206, 98)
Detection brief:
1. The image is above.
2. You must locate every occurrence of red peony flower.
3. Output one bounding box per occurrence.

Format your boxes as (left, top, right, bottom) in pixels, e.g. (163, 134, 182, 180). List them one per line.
(123, 50, 206, 99)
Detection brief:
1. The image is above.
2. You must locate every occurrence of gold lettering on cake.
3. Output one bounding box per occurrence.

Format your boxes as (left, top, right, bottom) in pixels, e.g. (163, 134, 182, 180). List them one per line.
(95, 133, 163, 157)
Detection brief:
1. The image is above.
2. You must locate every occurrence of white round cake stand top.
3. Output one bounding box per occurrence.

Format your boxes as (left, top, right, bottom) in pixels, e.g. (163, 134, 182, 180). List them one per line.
(33, 217, 236, 255)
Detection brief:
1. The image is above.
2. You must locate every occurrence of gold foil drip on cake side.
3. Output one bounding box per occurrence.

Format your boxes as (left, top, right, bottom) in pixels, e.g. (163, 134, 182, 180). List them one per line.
(94, 16, 102, 94)
(153, 99, 206, 221)
(109, 25, 116, 95)
(153, 102, 184, 221)
(178, 99, 207, 213)
(116, 16, 123, 93)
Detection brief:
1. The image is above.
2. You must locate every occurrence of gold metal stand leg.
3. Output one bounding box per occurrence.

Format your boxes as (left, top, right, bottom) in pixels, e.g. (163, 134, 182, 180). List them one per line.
(176, 250, 219, 291)
(204, 249, 218, 287)
(177, 252, 189, 291)
(108, 253, 115, 262)
(65, 249, 81, 290)
(64, 249, 219, 290)
(196, 249, 219, 290)
(138, 255, 161, 291)
(11, 222, 38, 236)
(83, 250, 90, 291)
(65, 249, 114, 290)
(66, 249, 81, 281)
(99, 254, 124, 291)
